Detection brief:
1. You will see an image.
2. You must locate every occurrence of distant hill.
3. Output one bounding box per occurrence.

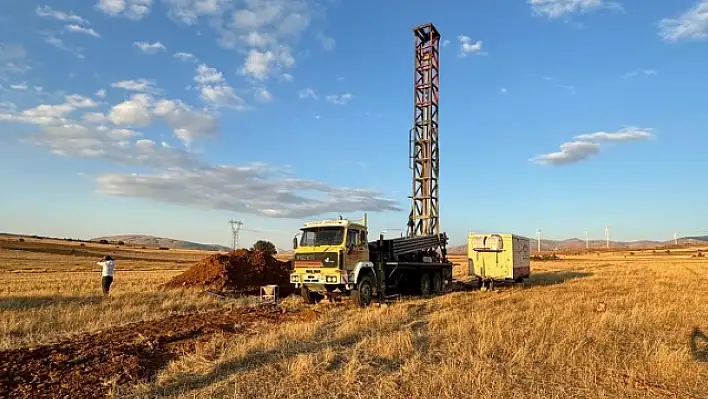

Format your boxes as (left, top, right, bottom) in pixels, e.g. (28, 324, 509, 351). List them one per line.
(91, 235, 231, 252)
(447, 236, 708, 254)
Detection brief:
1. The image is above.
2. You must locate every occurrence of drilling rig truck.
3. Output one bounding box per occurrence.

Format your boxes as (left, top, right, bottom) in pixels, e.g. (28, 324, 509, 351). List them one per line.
(289, 23, 452, 307)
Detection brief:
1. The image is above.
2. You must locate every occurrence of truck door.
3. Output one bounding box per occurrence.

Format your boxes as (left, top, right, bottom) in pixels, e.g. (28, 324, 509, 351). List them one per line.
(358, 230, 369, 263)
(345, 229, 360, 271)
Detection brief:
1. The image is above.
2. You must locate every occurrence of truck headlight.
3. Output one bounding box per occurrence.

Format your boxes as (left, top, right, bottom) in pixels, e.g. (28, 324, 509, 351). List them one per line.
(290, 274, 300, 282)
(326, 275, 338, 283)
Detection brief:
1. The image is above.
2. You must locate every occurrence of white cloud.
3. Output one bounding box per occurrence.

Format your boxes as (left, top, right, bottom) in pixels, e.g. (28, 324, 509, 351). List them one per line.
(94, 164, 402, 218)
(623, 69, 657, 79)
(501, 87, 508, 94)
(528, 0, 623, 19)
(442, 39, 451, 47)
(152, 98, 219, 145)
(280, 73, 293, 82)
(96, 0, 152, 20)
(458, 35, 484, 57)
(108, 93, 153, 126)
(95, 89, 107, 98)
(215, 0, 312, 80)
(111, 79, 161, 94)
(41, 35, 85, 59)
(658, 0, 708, 42)
(2, 87, 217, 148)
(35, 5, 89, 24)
(65, 24, 101, 38)
(298, 88, 317, 99)
(316, 33, 336, 51)
(325, 93, 353, 105)
(133, 41, 166, 54)
(0, 94, 97, 125)
(239, 47, 295, 80)
(173, 51, 197, 62)
(531, 126, 654, 166)
(163, 0, 231, 25)
(22, 122, 199, 168)
(194, 63, 246, 108)
(253, 87, 272, 103)
(574, 126, 654, 142)
(10, 83, 28, 91)
(530, 141, 599, 165)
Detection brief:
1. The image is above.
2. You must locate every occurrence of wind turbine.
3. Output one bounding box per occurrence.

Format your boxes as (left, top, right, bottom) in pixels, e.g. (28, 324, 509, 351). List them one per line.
(604, 225, 610, 249)
(536, 228, 542, 252)
(585, 229, 589, 249)
(674, 232, 678, 246)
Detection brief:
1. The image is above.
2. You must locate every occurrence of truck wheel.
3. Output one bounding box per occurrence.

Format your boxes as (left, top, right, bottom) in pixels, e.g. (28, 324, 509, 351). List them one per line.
(301, 285, 316, 304)
(351, 274, 373, 307)
(419, 273, 431, 296)
(432, 272, 442, 293)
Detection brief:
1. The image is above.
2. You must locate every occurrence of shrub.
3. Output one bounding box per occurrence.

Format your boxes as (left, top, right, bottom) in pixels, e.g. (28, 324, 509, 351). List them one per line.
(18, 238, 25, 242)
(80, 243, 86, 247)
(251, 240, 277, 256)
(117, 241, 125, 246)
(159, 247, 170, 250)
(99, 239, 109, 245)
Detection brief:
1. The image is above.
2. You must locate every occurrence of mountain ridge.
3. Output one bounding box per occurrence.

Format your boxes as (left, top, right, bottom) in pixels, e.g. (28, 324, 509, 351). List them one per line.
(91, 235, 232, 252)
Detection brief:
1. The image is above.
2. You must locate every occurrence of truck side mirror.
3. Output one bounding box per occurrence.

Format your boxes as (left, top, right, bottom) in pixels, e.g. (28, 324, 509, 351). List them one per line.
(292, 237, 298, 250)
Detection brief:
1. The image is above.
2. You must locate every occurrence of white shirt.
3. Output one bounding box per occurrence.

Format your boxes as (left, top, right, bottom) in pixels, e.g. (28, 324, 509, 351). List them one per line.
(97, 260, 116, 277)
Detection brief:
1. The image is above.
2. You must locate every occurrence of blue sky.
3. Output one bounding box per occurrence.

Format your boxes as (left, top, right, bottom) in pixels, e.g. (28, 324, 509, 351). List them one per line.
(1, 0, 708, 249)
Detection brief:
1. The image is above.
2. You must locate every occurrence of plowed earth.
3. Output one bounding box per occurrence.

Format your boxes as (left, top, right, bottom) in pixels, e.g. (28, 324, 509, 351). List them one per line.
(0, 306, 313, 398)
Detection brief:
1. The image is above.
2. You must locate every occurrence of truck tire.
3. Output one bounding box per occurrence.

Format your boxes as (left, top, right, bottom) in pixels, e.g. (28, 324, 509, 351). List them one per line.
(419, 273, 431, 296)
(301, 285, 316, 304)
(432, 272, 442, 293)
(351, 274, 373, 307)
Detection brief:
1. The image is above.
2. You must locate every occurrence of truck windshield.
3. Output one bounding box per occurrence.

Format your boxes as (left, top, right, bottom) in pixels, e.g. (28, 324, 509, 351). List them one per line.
(300, 227, 344, 247)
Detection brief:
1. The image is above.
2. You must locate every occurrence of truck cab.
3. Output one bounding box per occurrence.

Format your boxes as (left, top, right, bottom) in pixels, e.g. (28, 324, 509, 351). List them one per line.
(289, 215, 375, 303)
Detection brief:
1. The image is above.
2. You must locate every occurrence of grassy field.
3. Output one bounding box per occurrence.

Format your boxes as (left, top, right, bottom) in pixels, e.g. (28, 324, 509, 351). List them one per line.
(1, 236, 707, 397)
(0, 236, 225, 350)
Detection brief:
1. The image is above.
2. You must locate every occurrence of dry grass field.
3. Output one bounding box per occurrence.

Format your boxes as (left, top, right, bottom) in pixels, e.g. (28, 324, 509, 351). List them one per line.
(1, 235, 707, 398)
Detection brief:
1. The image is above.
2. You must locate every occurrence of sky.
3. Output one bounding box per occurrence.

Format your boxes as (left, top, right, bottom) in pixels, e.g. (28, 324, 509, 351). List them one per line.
(1, 0, 708, 249)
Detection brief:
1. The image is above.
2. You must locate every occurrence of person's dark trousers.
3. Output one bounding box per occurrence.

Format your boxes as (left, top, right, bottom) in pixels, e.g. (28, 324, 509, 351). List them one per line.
(101, 276, 113, 295)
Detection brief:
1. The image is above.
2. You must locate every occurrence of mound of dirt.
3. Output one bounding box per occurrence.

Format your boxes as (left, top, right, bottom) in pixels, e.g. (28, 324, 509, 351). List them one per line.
(164, 249, 293, 293)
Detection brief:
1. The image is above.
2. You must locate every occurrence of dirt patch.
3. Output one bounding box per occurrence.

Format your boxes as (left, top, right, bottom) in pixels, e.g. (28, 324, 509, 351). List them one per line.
(0, 306, 312, 398)
(163, 249, 294, 295)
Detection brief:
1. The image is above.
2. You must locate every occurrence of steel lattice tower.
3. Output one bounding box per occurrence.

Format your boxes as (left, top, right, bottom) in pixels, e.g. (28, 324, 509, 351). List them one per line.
(408, 23, 440, 237)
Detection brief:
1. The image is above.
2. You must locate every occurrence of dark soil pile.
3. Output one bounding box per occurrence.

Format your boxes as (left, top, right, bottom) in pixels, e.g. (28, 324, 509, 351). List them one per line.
(164, 249, 293, 294)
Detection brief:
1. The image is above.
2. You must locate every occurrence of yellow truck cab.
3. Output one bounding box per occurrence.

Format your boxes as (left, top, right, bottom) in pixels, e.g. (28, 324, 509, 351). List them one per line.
(290, 215, 374, 303)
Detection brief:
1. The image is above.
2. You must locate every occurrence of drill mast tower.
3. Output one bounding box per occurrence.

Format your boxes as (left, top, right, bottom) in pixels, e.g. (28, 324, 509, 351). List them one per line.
(409, 23, 441, 238)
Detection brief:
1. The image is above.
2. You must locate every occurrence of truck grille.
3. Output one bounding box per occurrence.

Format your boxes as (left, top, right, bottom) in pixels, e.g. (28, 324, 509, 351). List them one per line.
(294, 252, 338, 268)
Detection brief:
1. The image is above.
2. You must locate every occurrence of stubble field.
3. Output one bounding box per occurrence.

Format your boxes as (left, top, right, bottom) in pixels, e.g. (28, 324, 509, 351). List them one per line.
(1, 235, 707, 398)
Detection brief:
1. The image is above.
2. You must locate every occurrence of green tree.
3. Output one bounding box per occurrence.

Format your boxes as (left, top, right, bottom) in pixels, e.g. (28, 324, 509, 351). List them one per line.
(252, 240, 277, 256)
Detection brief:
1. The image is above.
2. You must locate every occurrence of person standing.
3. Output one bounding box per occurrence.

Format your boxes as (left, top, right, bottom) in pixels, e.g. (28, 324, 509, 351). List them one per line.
(97, 255, 116, 295)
